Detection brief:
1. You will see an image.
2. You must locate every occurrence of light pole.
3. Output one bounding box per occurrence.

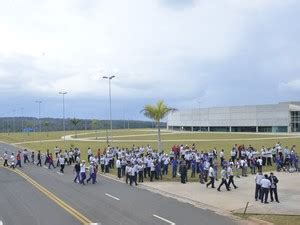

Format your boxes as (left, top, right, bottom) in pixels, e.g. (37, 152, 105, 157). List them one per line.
(21, 107, 24, 132)
(36, 101, 42, 132)
(102, 75, 115, 143)
(59, 92, 67, 141)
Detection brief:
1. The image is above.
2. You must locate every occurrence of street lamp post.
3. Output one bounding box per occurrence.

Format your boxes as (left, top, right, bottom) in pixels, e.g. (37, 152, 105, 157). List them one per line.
(59, 92, 67, 141)
(36, 101, 42, 132)
(102, 75, 115, 143)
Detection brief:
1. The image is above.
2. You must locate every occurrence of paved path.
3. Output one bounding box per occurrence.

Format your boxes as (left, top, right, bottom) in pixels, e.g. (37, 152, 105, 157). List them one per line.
(0, 142, 237, 225)
(143, 172, 300, 215)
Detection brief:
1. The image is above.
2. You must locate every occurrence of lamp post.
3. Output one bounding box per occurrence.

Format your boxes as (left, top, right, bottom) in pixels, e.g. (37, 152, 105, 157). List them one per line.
(59, 92, 67, 141)
(35, 101, 42, 132)
(102, 75, 115, 143)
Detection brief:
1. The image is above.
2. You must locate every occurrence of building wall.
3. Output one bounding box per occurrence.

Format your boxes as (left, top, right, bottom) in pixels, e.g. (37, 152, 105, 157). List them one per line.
(167, 102, 300, 132)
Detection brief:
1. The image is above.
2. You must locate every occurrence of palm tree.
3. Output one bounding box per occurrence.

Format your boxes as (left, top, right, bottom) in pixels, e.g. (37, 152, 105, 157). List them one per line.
(70, 118, 80, 138)
(141, 100, 176, 152)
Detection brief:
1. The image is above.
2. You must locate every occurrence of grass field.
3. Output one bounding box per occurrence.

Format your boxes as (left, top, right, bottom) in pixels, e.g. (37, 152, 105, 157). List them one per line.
(235, 213, 300, 225)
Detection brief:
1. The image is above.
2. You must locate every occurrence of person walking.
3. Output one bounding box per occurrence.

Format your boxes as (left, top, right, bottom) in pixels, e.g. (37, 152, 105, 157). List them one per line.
(206, 165, 215, 188)
(10, 153, 15, 169)
(80, 160, 86, 185)
(255, 171, 264, 201)
(172, 157, 178, 178)
(227, 164, 238, 189)
(16, 151, 22, 168)
(260, 174, 271, 204)
(31, 151, 35, 164)
(180, 160, 187, 184)
(269, 172, 280, 203)
(23, 149, 29, 164)
(87, 162, 96, 184)
(217, 166, 230, 192)
(37, 151, 42, 167)
(59, 156, 65, 173)
(3, 151, 8, 167)
(48, 153, 55, 169)
(73, 161, 80, 183)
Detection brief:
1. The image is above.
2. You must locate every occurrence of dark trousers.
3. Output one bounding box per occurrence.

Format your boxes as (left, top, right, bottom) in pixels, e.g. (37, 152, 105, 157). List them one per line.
(60, 164, 65, 173)
(138, 171, 144, 182)
(16, 160, 22, 168)
(74, 171, 80, 182)
(101, 164, 104, 172)
(172, 166, 177, 178)
(199, 172, 204, 184)
(218, 178, 229, 191)
(48, 162, 55, 169)
(37, 159, 42, 166)
(207, 176, 215, 188)
(80, 172, 86, 184)
(3, 159, 8, 167)
(122, 165, 126, 177)
(105, 164, 109, 173)
(261, 187, 269, 203)
(181, 170, 187, 184)
(150, 171, 155, 182)
(255, 184, 261, 200)
(117, 168, 121, 178)
(24, 155, 29, 163)
(143, 167, 147, 178)
(162, 165, 168, 175)
(87, 173, 96, 184)
(270, 188, 279, 202)
(227, 175, 237, 188)
(126, 173, 129, 184)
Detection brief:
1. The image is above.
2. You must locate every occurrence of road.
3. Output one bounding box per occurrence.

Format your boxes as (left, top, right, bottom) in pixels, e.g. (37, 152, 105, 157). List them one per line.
(0, 142, 237, 225)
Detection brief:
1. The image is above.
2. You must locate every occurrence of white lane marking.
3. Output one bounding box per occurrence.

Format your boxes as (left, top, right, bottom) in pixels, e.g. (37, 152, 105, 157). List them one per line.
(89, 223, 100, 225)
(105, 193, 120, 201)
(56, 171, 64, 175)
(0, 220, 3, 225)
(153, 215, 175, 225)
(43, 166, 48, 169)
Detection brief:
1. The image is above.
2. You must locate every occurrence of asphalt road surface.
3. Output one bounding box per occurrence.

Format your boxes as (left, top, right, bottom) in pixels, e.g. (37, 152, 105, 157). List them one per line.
(0, 142, 237, 225)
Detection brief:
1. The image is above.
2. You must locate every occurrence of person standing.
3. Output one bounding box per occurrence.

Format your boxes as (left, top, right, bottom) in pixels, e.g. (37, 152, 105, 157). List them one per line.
(206, 165, 215, 188)
(116, 158, 121, 178)
(269, 172, 280, 203)
(255, 171, 264, 201)
(180, 160, 187, 184)
(37, 151, 42, 167)
(217, 166, 230, 191)
(172, 157, 178, 178)
(138, 162, 144, 183)
(260, 174, 271, 204)
(220, 149, 225, 166)
(227, 164, 238, 189)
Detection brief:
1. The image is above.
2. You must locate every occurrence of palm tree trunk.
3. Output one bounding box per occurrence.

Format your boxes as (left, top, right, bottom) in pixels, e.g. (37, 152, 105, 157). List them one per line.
(157, 121, 161, 152)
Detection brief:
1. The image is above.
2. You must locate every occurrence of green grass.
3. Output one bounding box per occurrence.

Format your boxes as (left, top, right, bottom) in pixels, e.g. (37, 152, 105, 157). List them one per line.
(235, 213, 300, 225)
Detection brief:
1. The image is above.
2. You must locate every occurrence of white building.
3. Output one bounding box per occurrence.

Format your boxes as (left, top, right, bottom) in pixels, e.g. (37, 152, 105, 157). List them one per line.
(167, 102, 300, 133)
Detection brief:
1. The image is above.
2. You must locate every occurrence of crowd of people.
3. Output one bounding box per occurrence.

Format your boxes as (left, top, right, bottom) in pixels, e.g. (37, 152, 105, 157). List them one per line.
(1, 142, 298, 195)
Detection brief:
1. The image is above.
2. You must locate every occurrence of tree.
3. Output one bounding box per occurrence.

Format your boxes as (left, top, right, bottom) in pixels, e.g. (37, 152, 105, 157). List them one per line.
(141, 100, 176, 152)
(91, 119, 101, 139)
(70, 118, 80, 138)
(44, 121, 49, 137)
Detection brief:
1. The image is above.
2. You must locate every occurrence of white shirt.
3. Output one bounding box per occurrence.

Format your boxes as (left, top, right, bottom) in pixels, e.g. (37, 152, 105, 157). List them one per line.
(116, 159, 121, 168)
(261, 178, 271, 188)
(255, 174, 264, 185)
(80, 164, 86, 173)
(59, 157, 65, 165)
(208, 167, 214, 177)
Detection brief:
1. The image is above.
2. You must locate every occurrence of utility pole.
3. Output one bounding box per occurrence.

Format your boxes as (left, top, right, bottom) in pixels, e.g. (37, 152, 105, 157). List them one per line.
(59, 92, 67, 141)
(36, 101, 42, 132)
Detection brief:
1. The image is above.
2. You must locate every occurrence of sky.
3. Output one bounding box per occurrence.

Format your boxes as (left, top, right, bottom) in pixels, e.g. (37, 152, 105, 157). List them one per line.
(0, 0, 300, 120)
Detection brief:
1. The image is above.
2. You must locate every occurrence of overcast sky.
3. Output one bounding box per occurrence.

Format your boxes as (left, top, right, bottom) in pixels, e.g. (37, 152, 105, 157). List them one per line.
(0, 0, 299, 120)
